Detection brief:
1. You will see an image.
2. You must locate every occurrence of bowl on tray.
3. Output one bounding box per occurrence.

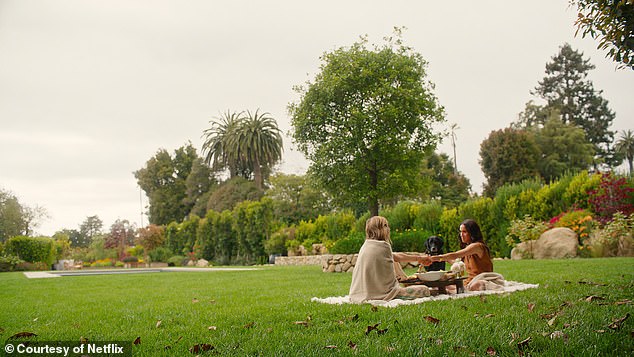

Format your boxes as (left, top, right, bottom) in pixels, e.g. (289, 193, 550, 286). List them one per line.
(415, 270, 447, 281)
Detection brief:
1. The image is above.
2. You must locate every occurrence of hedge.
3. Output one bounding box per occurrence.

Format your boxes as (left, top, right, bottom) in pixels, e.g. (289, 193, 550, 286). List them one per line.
(5, 236, 56, 265)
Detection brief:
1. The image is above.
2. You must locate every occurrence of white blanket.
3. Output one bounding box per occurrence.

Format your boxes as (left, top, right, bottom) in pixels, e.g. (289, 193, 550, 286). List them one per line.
(311, 280, 538, 308)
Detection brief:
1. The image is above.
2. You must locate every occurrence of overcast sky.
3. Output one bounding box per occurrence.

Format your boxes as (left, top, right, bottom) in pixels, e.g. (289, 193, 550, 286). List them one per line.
(1, 0, 633, 236)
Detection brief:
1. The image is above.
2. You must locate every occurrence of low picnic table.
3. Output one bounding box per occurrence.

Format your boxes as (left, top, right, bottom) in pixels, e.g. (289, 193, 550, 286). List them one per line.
(400, 276, 467, 294)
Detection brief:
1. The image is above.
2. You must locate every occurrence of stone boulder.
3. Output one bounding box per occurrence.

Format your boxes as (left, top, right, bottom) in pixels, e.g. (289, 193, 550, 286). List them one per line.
(511, 227, 578, 259)
(196, 258, 210, 267)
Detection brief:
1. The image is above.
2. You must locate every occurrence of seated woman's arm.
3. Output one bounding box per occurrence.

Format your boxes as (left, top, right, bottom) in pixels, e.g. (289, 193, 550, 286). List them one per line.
(393, 252, 431, 266)
(431, 244, 484, 262)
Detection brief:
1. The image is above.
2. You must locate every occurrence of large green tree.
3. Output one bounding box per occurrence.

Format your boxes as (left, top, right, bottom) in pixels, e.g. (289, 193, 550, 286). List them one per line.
(0, 189, 24, 242)
(202, 109, 283, 190)
(480, 128, 540, 197)
(615, 129, 634, 175)
(135, 143, 198, 225)
(524, 43, 616, 167)
(236, 110, 283, 190)
(571, 0, 634, 70)
(533, 117, 595, 182)
(77, 215, 103, 248)
(265, 173, 332, 224)
(418, 152, 471, 208)
(289, 31, 445, 216)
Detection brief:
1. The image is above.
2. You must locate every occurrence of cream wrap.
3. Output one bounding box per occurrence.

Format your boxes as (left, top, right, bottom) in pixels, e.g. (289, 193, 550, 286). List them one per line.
(349, 239, 400, 303)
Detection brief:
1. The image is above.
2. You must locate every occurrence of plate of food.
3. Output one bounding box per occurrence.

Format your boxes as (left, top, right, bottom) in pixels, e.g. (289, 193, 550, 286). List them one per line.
(415, 270, 447, 281)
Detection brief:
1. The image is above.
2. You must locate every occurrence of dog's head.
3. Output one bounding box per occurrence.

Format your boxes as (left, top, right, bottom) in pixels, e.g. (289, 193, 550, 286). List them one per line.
(424, 235, 444, 255)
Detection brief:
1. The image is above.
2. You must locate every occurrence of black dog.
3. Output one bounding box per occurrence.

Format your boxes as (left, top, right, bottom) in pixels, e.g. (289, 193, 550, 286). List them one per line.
(424, 235, 446, 272)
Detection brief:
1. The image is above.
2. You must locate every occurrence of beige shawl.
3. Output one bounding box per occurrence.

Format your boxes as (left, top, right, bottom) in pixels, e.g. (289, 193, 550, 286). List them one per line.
(349, 239, 400, 302)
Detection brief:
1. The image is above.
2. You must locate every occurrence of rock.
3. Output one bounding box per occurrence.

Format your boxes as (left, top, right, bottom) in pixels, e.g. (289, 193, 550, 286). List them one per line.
(196, 259, 209, 267)
(511, 227, 578, 259)
(187, 260, 195, 266)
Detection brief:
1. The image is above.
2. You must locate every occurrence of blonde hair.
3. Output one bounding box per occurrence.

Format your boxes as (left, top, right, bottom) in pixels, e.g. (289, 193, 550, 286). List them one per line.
(365, 216, 391, 244)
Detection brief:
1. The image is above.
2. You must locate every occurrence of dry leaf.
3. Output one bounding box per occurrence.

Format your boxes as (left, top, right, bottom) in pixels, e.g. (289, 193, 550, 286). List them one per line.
(33, 318, 38, 322)
(435, 338, 443, 345)
(608, 313, 630, 330)
(424, 316, 440, 325)
(486, 346, 496, 355)
(371, 306, 378, 312)
(527, 303, 535, 312)
(208, 326, 217, 331)
(484, 314, 495, 318)
(156, 320, 162, 328)
(80, 337, 88, 344)
(595, 329, 606, 333)
(189, 343, 214, 354)
(365, 323, 380, 335)
(510, 332, 519, 343)
(244, 322, 255, 329)
(585, 295, 605, 302)
(517, 337, 531, 351)
(377, 328, 388, 335)
(324, 345, 337, 349)
(480, 295, 487, 303)
(386, 347, 396, 352)
(615, 299, 632, 305)
(294, 321, 309, 327)
(133, 337, 141, 345)
(347, 341, 357, 350)
(550, 331, 568, 341)
(9, 332, 37, 339)
(548, 316, 557, 326)
(192, 298, 199, 303)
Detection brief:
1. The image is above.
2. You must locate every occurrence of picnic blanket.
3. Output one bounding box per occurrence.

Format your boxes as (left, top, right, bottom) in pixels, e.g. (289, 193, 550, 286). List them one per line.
(311, 280, 538, 308)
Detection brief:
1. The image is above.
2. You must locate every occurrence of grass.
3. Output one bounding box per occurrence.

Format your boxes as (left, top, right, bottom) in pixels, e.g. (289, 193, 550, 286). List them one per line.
(0, 258, 633, 356)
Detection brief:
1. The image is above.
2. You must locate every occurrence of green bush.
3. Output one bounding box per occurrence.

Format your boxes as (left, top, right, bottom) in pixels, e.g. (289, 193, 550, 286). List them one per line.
(411, 201, 443, 234)
(391, 230, 429, 252)
(148, 247, 172, 263)
(5, 236, 56, 265)
(505, 215, 550, 250)
(328, 232, 364, 254)
(382, 201, 416, 232)
(0, 254, 24, 272)
(167, 255, 187, 267)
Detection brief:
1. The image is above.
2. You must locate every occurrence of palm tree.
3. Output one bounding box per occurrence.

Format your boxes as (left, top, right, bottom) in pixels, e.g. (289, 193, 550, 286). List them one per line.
(449, 123, 459, 174)
(202, 110, 245, 178)
(615, 129, 634, 176)
(235, 109, 283, 190)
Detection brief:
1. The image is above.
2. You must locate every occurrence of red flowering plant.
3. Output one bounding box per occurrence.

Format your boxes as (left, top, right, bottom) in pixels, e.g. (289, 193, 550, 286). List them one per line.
(587, 173, 634, 225)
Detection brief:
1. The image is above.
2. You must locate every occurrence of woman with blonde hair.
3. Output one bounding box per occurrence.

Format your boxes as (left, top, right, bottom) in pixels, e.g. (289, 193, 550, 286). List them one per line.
(349, 216, 432, 302)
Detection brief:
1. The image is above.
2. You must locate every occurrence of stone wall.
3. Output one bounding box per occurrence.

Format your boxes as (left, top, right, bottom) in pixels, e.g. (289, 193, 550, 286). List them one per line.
(274, 255, 323, 266)
(276, 254, 419, 273)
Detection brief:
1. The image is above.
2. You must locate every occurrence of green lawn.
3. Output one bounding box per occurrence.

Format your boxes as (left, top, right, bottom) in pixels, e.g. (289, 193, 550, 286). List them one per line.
(1, 258, 633, 356)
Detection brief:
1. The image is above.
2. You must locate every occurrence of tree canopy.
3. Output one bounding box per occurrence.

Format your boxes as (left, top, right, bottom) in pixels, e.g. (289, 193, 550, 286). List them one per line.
(572, 0, 634, 70)
(289, 30, 445, 216)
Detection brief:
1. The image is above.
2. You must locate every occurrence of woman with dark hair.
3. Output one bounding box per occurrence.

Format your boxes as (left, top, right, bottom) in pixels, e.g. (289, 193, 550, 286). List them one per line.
(430, 219, 504, 291)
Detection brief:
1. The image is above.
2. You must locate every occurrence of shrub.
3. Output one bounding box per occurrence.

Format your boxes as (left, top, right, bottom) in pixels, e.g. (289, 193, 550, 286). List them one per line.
(147, 247, 172, 263)
(587, 212, 634, 257)
(167, 255, 187, 267)
(122, 256, 139, 263)
(13, 261, 49, 271)
(391, 229, 429, 252)
(328, 232, 364, 254)
(550, 209, 594, 245)
(411, 201, 443, 234)
(588, 172, 634, 224)
(5, 236, 56, 265)
(91, 258, 114, 267)
(505, 215, 549, 248)
(0, 254, 24, 272)
(383, 201, 416, 232)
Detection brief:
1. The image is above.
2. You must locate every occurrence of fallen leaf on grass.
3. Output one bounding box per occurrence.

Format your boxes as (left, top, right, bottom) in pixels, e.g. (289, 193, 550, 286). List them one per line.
(527, 303, 535, 312)
(548, 316, 557, 326)
(133, 337, 141, 345)
(324, 345, 337, 349)
(424, 316, 440, 325)
(517, 337, 531, 351)
(189, 343, 214, 354)
(80, 337, 88, 344)
(208, 326, 217, 331)
(509, 332, 520, 343)
(244, 322, 256, 329)
(9, 332, 37, 339)
(293, 321, 309, 327)
(347, 341, 357, 350)
(486, 346, 496, 355)
(484, 314, 495, 318)
(156, 320, 162, 328)
(0, 327, 5, 334)
(585, 295, 605, 302)
(550, 331, 568, 342)
(480, 295, 487, 303)
(365, 323, 380, 335)
(608, 313, 630, 330)
(33, 318, 38, 322)
(615, 299, 632, 305)
(192, 298, 199, 303)
(371, 306, 378, 312)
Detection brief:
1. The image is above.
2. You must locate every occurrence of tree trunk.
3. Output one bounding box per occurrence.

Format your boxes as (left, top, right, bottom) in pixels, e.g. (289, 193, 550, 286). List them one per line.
(253, 156, 263, 190)
(368, 169, 379, 216)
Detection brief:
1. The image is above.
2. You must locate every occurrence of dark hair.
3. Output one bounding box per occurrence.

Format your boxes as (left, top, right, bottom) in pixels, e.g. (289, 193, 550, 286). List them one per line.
(459, 219, 488, 253)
